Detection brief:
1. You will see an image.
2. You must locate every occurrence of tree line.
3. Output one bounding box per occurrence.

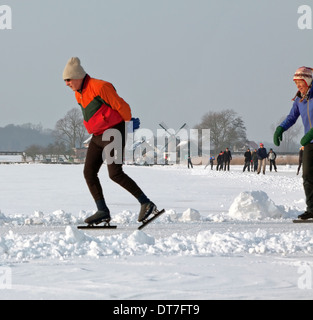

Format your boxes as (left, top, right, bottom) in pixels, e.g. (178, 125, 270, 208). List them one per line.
(195, 109, 247, 153)
(6, 107, 301, 161)
(24, 108, 89, 161)
(195, 110, 301, 153)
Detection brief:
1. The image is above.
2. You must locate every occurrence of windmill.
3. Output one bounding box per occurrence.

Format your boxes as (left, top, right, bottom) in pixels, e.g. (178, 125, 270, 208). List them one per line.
(158, 122, 188, 164)
(129, 122, 189, 165)
(130, 136, 155, 165)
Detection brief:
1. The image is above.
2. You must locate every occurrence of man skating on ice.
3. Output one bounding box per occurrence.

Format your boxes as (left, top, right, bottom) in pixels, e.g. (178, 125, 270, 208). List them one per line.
(63, 57, 156, 224)
(274, 66, 313, 220)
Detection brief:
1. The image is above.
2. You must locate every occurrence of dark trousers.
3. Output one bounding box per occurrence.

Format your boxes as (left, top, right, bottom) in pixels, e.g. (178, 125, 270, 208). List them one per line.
(83, 122, 143, 202)
(243, 161, 250, 172)
(253, 161, 258, 172)
(216, 163, 223, 171)
(303, 144, 313, 213)
(269, 160, 277, 171)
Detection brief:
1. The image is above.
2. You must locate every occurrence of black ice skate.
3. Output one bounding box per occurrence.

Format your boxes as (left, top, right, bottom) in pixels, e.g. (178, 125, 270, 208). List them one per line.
(298, 211, 313, 220)
(138, 202, 157, 222)
(138, 202, 165, 230)
(293, 211, 313, 223)
(78, 211, 116, 229)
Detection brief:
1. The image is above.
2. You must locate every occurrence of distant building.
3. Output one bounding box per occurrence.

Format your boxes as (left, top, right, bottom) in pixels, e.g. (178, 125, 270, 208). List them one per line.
(72, 135, 92, 163)
(0, 151, 26, 163)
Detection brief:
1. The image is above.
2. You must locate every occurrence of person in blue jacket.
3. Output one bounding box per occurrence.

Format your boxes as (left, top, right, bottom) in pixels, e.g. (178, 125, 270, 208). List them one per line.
(273, 66, 313, 220)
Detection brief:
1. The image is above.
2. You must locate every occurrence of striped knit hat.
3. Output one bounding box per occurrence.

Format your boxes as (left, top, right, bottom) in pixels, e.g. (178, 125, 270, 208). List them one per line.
(293, 66, 313, 87)
(292, 66, 313, 101)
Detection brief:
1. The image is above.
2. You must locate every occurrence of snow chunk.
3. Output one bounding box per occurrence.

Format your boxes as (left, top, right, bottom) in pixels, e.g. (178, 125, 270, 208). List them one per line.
(112, 210, 137, 224)
(181, 208, 201, 222)
(128, 230, 155, 246)
(65, 226, 87, 243)
(228, 191, 283, 220)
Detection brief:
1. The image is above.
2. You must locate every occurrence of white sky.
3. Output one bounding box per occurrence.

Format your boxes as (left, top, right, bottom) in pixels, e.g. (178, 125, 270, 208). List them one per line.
(1, 0, 313, 143)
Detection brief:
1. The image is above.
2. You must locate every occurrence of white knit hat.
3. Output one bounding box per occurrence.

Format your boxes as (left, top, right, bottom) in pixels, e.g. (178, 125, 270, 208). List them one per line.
(293, 66, 313, 87)
(63, 57, 86, 80)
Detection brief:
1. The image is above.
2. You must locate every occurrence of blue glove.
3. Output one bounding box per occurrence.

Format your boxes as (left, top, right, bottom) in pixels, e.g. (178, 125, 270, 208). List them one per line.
(131, 117, 140, 131)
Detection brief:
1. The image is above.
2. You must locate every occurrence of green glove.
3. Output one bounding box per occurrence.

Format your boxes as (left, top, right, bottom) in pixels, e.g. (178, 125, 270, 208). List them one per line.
(273, 126, 284, 146)
(301, 128, 313, 146)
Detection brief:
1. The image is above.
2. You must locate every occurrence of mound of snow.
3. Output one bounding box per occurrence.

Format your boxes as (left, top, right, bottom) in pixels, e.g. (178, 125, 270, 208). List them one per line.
(228, 191, 283, 220)
(0, 207, 204, 228)
(181, 208, 201, 222)
(128, 230, 155, 247)
(2, 226, 313, 261)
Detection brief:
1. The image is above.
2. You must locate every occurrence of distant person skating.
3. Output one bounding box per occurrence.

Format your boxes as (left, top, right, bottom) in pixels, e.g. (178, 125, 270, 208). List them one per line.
(273, 66, 313, 220)
(257, 143, 267, 174)
(216, 151, 224, 171)
(243, 148, 252, 172)
(187, 155, 193, 169)
(205, 156, 215, 170)
(223, 148, 232, 171)
(267, 148, 277, 172)
(210, 156, 215, 170)
(251, 149, 258, 172)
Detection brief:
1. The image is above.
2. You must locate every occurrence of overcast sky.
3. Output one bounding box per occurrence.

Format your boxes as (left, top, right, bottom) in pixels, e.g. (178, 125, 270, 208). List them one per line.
(1, 0, 313, 143)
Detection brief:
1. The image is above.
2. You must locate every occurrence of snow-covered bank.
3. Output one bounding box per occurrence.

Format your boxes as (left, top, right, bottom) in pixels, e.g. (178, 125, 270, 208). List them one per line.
(0, 186, 307, 261)
(2, 224, 313, 262)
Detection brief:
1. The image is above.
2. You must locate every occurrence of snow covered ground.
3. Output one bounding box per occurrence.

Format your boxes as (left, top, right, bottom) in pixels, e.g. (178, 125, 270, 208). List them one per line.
(0, 163, 312, 300)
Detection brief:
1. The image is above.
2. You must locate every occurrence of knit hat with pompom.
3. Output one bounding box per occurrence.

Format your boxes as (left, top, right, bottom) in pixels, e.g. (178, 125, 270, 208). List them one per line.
(63, 57, 86, 80)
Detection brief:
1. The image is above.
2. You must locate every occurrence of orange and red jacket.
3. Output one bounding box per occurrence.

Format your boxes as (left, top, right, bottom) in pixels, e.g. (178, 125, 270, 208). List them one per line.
(75, 75, 132, 135)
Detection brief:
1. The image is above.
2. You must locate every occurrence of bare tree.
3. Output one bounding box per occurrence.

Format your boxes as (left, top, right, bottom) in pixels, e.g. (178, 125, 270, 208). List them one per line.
(54, 108, 88, 149)
(44, 141, 73, 161)
(195, 109, 247, 153)
(24, 144, 43, 162)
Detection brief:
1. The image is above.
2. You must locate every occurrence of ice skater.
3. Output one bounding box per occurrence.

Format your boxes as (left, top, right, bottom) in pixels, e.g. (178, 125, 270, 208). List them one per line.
(187, 155, 193, 169)
(256, 143, 267, 174)
(63, 57, 157, 225)
(273, 66, 313, 220)
(243, 148, 251, 172)
(267, 148, 277, 172)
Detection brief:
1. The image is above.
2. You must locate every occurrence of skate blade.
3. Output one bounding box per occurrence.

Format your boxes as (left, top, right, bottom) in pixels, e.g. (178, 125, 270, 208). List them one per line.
(79, 218, 113, 229)
(77, 225, 117, 229)
(138, 209, 165, 230)
(293, 219, 313, 223)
